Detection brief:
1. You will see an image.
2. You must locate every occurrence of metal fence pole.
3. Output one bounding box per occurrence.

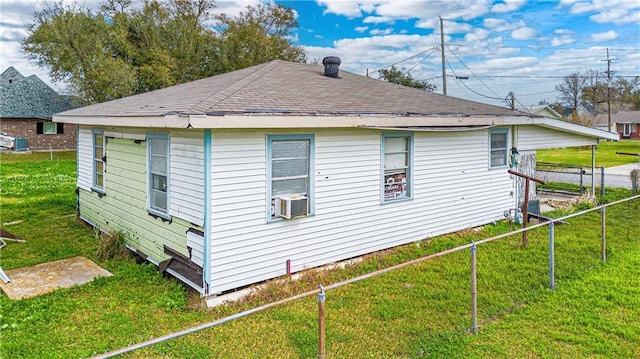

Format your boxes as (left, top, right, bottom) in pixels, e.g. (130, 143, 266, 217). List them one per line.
(601, 206, 606, 262)
(471, 243, 478, 335)
(549, 221, 555, 291)
(318, 285, 326, 359)
(579, 167, 584, 194)
(601, 167, 605, 197)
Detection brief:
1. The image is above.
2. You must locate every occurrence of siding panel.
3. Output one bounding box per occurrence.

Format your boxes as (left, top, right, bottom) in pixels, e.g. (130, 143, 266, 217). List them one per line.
(517, 125, 596, 150)
(169, 130, 205, 226)
(207, 129, 516, 293)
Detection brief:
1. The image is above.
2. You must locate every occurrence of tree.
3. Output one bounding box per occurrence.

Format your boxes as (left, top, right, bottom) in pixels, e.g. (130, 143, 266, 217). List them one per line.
(214, 4, 306, 71)
(555, 73, 585, 113)
(23, 0, 305, 104)
(378, 66, 437, 92)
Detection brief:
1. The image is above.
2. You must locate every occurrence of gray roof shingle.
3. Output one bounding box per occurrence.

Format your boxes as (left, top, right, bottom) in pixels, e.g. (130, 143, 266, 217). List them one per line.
(59, 60, 528, 118)
(0, 67, 76, 119)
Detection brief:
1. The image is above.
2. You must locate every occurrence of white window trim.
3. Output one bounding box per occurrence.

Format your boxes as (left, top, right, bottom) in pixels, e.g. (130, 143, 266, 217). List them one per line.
(147, 133, 170, 219)
(92, 129, 105, 193)
(266, 134, 315, 222)
(381, 132, 413, 204)
(489, 128, 509, 169)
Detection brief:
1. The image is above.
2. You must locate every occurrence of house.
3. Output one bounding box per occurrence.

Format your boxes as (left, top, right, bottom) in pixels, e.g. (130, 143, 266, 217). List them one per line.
(0, 66, 77, 150)
(523, 104, 562, 120)
(594, 111, 640, 138)
(54, 59, 618, 295)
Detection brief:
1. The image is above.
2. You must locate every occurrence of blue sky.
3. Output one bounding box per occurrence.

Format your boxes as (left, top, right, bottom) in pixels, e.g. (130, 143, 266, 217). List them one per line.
(1, 0, 639, 109)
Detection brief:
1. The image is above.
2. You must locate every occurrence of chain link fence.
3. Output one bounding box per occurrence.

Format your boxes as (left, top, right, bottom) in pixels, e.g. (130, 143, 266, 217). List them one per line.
(535, 162, 605, 196)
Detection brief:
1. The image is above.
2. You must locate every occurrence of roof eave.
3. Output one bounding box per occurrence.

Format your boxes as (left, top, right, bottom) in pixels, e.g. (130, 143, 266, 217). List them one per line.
(504, 117, 619, 141)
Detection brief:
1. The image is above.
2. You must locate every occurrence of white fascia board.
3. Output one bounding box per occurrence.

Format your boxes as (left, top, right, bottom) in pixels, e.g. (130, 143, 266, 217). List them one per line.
(53, 114, 190, 128)
(504, 117, 619, 141)
(187, 114, 525, 129)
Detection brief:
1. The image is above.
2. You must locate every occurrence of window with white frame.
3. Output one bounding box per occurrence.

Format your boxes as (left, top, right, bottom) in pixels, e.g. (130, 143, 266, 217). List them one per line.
(267, 135, 313, 220)
(382, 133, 412, 202)
(147, 133, 169, 217)
(489, 128, 508, 168)
(92, 129, 105, 192)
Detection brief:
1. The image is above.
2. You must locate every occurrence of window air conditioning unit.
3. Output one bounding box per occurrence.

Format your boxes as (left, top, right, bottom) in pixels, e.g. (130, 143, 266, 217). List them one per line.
(278, 196, 308, 219)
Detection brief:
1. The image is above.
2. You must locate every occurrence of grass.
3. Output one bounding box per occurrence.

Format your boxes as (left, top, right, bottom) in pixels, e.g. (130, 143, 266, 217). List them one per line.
(537, 139, 640, 167)
(0, 152, 639, 358)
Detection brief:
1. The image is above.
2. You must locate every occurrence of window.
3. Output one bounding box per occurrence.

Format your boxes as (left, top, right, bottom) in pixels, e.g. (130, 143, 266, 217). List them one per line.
(147, 133, 169, 217)
(267, 135, 314, 220)
(92, 129, 105, 192)
(489, 129, 508, 168)
(37, 122, 64, 135)
(382, 133, 412, 202)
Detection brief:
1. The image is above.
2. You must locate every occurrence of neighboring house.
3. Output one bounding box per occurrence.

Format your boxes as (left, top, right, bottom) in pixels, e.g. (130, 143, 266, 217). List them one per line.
(54, 59, 618, 296)
(593, 111, 640, 138)
(523, 105, 562, 120)
(0, 66, 77, 150)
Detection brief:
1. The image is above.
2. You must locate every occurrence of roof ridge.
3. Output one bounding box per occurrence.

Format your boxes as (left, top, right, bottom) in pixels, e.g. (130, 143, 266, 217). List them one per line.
(187, 60, 283, 114)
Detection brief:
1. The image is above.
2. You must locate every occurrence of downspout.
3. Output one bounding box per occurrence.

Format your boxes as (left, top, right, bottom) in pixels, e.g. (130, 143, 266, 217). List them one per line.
(511, 126, 519, 211)
(203, 129, 212, 295)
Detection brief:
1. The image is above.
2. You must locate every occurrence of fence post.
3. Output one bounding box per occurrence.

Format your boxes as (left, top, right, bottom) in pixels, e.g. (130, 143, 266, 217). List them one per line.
(470, 243, 478, 335)
(549, 221, 555, 291)
(579, 167, 584, 195)
(318, 284, 326, 359)
(601, 206, 606, 263)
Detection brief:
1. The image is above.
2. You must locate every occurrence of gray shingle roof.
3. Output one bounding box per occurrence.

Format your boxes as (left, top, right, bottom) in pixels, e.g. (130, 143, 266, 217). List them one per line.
(594, 110, 640, 125)
(59, 60, 528, 118)
(0, 67, 76, 119)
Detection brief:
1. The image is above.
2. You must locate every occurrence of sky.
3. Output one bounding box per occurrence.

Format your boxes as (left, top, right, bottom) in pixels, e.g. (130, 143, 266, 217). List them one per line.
(1, 0, 639, 109)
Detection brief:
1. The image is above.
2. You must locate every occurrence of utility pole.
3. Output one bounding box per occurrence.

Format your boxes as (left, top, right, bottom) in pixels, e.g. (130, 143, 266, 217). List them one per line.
(440, 16, 447, 96)
(602, 48, 616, 134)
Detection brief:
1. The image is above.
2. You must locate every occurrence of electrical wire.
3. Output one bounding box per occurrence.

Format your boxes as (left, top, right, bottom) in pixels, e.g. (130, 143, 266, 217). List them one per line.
(369, 46, 439, 75)
(446, 46, 505, 101)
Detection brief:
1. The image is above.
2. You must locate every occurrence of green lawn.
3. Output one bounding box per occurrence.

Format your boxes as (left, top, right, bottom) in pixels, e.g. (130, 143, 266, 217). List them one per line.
(537, 139, 640, 167)
(1, 152, 638, 358)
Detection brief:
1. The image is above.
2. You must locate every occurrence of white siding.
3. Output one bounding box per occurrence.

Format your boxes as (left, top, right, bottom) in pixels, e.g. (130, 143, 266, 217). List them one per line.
(186, 230, 204, 267)
(77, 126, 93, 191)
(169, 131, 205, 226)
(517, 125, 596, 150)
(207, 129, 515, 294)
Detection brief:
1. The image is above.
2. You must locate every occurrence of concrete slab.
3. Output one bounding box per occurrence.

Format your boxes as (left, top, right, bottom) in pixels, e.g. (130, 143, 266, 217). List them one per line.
(0, 256, 112, 300)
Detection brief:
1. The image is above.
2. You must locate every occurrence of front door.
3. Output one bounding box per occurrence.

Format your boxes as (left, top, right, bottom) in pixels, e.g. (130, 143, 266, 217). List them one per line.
(623, 123, 631, 137)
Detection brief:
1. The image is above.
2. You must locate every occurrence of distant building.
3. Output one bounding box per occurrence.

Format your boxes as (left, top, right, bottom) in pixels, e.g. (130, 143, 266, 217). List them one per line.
(523, 105, 563, 120)
(594, 111, 640, 138)
(0, 66, 78, 150)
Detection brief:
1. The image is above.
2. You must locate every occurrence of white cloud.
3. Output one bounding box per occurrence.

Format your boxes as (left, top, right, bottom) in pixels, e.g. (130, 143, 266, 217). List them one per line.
(590, 30, 618, 42)
(316, 0, 377, 18)
(590, 9, 640, 25)
(491, 0, 526, 14)
(464, 28, 490, 42)
(511, 27, 537, 40)
(483, 18, 526, 31)
(369, 28, 393, 36)
(363, 16, 395, 25)
(355, 26, 369, 33)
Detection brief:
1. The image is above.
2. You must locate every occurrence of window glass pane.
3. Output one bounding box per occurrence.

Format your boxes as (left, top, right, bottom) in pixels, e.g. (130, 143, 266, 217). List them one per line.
(491, 150, 507, 167)
(149, 137, 167, 155)
(44, 122, 57, 134)
(385, 137, 407, 153)
(384, 172, 408, 200)
(272, 158, 308, 178)
(272, 140, 308, 159)
(385, 153, 407, 170)
(95, 174, 103, 187)
(272, 178, 307, 196)
(95, 160, 103, 173)
(150, 155, 167, 174)
(94, 134, 103, 146)
(152, 174, 167, 192)
(95, 147, 103, 160)
(150, 189, 167, 210)
(491, 132, 507, 149)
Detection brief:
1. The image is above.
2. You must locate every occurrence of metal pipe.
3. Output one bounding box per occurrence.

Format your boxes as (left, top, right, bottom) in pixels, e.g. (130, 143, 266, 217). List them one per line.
(601, 206, 606, 262)
(318, 284, 326, 359)
(549, 221, 555, 291)
(470, 243, 478, 335)
(591, 146, 596, 196)
(601, 166, 605, 197)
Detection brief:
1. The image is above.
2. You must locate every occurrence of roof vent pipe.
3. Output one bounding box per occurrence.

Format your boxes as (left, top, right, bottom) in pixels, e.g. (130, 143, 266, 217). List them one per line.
(322, 56, 341, 78)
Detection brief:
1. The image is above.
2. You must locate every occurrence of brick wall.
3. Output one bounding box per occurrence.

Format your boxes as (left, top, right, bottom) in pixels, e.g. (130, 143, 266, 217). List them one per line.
(0, 118, 77, 149)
